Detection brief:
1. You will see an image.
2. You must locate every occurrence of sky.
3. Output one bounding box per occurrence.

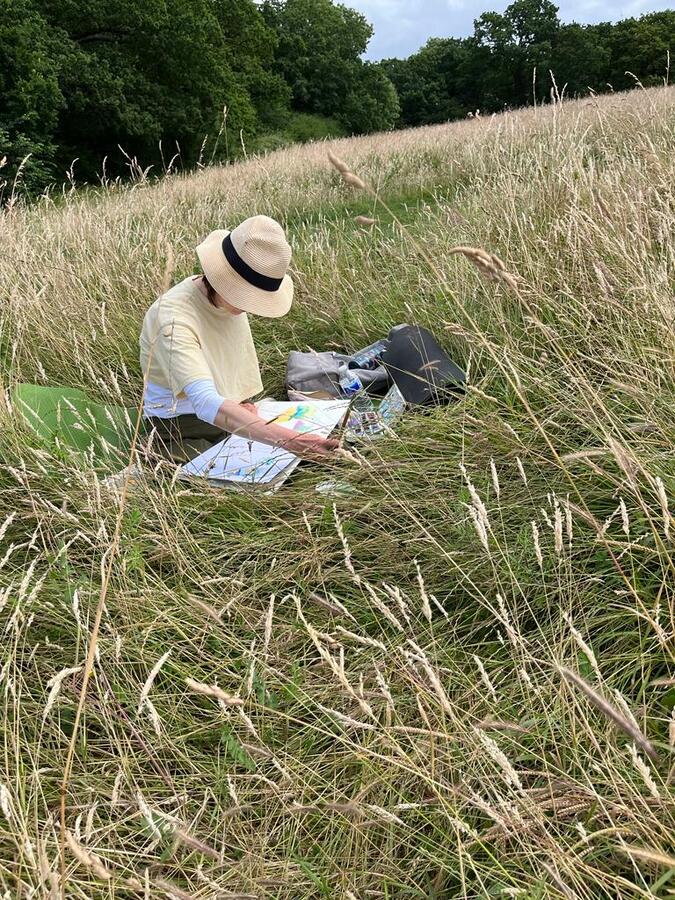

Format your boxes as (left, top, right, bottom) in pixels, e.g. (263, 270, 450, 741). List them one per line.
(351, 0, 674, 59)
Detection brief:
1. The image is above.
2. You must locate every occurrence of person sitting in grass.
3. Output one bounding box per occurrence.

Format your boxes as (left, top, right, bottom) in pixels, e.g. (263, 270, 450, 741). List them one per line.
(140, 215, 339, 462)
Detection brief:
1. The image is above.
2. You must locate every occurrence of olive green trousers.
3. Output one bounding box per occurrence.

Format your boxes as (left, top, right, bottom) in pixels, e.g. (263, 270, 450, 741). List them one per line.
(146, 415, 227, 463)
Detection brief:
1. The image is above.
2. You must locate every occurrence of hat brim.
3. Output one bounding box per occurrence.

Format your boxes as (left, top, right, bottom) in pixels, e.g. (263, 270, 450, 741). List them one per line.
(196, 229, 293, 319)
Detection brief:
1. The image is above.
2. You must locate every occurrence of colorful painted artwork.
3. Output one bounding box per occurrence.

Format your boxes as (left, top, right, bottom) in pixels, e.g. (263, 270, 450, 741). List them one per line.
(181, 399, 350, 486)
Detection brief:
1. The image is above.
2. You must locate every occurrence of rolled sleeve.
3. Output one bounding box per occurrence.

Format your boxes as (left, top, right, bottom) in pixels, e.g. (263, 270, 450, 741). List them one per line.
(184, 379, 226, 426)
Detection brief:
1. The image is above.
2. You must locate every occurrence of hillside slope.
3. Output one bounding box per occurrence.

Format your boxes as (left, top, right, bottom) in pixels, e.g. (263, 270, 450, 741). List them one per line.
(0, 88, 674, 898)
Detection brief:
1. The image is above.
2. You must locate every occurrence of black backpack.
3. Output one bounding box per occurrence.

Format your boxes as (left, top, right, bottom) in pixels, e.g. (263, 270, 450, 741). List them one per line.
(381, 324, 466, 405)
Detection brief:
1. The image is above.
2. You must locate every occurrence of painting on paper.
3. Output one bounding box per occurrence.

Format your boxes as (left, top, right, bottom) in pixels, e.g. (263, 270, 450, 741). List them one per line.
(181, 399, 349, 486)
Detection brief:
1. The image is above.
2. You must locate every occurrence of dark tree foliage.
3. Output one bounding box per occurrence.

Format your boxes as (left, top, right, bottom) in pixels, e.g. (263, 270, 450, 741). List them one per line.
(605, 12, 675, 89)
(473, 0, 560, 105)
(0, 0, 65, 190)
(211, 0, 291, 129)
(381, 39, 469, 126)
(260, 0, 399, 133)
(32, 0, 264, 177)
(549, 23, 611, 96)
(338, 61, 400, 134)
(0, 0, 400, 195)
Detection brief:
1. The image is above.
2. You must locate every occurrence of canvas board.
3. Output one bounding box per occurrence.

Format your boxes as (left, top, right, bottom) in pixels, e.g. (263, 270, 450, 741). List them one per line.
(181, 399, 350, 486)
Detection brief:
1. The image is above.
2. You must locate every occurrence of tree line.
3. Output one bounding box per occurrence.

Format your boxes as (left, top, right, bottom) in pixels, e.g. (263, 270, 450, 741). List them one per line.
(1, 0, 673, 197)
(379, 1, 674, 127)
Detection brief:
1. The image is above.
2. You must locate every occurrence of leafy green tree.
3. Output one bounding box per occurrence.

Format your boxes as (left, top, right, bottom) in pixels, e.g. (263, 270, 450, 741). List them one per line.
(381, 38, 469, 126)
(33, 0, 261, 176)
(550, 23, 610, 96)
(261, 0, 397, 134)
(512, 0, 560, 101)
(509, 0, 559, 46)
(605, 11, 675, 90)
(339, 62, 399, 133)
(0, 0, 64, 190)
(211, 0, 291, 129)
(473, 0, 560, 107)
(262, 0, 372, 116)
(477, 0, 560, 104)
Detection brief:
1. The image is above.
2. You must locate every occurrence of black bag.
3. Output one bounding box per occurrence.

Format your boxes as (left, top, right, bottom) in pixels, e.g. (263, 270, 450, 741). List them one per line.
(381, 324, 466, 405)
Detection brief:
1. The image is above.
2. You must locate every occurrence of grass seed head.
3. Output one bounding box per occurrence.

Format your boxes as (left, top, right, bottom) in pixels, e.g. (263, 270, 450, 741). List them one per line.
(559, 667, 658, 761)
(65, 831, 112, 881)
(138, 649, 171, 713)
(327, 150, 350, 174)
(185, 678, 244, 706)
(342, 172, 367, 190)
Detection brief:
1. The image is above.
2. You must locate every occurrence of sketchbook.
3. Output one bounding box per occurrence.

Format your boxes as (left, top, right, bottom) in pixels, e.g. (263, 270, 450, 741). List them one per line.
(181, 399, 350, 487)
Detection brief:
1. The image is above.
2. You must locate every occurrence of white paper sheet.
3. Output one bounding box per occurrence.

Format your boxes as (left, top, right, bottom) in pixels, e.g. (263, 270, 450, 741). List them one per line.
(181, 399, 349, 486)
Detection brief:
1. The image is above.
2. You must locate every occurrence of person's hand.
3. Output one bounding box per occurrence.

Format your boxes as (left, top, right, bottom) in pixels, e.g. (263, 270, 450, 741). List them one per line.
(284, 433, 339, 459)
(240, 401, 257, 415)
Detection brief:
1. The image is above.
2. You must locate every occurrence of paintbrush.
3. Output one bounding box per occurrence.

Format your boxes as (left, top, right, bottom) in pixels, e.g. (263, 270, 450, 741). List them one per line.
(335, 398, 356, 448)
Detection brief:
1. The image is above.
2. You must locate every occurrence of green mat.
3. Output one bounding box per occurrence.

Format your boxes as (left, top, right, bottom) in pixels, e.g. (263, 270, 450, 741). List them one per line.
(12, 384, 143, 466)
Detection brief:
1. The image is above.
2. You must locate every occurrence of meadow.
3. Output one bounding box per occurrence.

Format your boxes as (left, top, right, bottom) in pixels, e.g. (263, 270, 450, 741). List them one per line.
(0, 85, 674, 899)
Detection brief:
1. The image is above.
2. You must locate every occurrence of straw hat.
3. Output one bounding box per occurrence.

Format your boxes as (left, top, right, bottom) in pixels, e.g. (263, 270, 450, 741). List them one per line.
(196, 215, 293, 318)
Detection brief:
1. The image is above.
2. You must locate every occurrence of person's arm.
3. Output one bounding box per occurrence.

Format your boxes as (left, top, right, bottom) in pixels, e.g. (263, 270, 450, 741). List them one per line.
(214, 400, 338, 458)
(184, 380, 337, 458)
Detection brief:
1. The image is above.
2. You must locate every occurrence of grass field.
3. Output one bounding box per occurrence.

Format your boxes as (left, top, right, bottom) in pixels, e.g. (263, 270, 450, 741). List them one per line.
(0, 85, 674, 899)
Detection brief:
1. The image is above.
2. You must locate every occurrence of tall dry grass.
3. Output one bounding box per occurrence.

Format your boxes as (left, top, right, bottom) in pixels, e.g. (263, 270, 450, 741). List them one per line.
(0, 86, 673, 898)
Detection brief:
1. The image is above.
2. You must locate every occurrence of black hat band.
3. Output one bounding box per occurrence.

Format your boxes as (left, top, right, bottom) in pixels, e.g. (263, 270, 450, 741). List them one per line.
(222, 233, 283, 293)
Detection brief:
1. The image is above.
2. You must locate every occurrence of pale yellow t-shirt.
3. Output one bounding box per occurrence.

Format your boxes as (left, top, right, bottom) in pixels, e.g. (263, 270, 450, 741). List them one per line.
(139, 277, 263, 402)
